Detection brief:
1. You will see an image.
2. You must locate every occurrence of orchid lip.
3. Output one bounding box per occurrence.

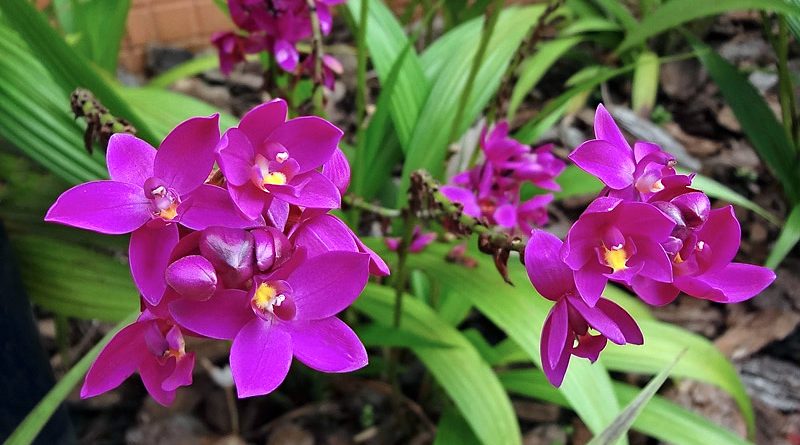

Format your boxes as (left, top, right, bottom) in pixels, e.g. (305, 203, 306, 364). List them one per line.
(143, 176, 180, 220)
(250, 280, 296, 321)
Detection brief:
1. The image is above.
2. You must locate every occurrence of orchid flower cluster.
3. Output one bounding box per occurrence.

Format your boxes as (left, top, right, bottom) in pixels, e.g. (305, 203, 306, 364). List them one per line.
(212, 0, 343, 89)
(45, 99, 388, 405)
(441, 121, 566, 237)
(523, 105, 776, 386)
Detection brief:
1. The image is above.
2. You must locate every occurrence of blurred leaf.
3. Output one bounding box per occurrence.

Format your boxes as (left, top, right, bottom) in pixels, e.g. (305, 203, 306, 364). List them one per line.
(688, 36, 800, 203)
(786, 0, 800, 41)
(347, 0, 428, 149)
(552, 165, 603, 199)
(401, 242, 625, 438)
(765, 203, 800, 268)
(594, 0, 637, 30)
(500, 370, 753, 445)
(631, 50, 659, 115)
(148, 54, 220, 88)
(508, 36, 582, 121)
(3, 311, 137, 445)
(11, 235, 138, 321)
(0, 0, 159, 143)
(686, 172, 780, 226)
(53, 0, 131, 74)
(400, 6, 547, 203)
(617, 0, 800, 53)
(0, 23, 107, 184)
(118, 87, 239, 140)
(601, 320, 755, 436)
(587, 350, 685, 445)
(561, 17, 622, 35)
(356, 324, 453, 349)
(433, 407, 482, 445)
(356, 284, 522, 445)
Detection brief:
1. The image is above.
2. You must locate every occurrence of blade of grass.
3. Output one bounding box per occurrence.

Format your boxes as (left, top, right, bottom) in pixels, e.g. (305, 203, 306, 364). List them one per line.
(765, 203, 800, 268)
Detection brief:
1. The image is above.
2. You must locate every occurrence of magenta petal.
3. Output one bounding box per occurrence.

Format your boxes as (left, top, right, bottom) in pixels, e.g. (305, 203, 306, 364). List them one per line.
(165, 255, 217, 300)
(573, 335, 607, 362)
(287, 251, 370, 320)
(540, 303, 571, 387)
(45, 181, 151, 234)
(353, 235, 391, 277)
(292, 213, 358, 258)
(239, 99, 288, 148)
(274, 171, 341, 209)
(179, 185, 264, 229)
(289, 317, 367, 372)
(274, 40, 299, 71)
(130, 223, 180, 305)
(268, 116, 343, 173)
(569, 140, 635, 189)
(631, 237, 673, 283)
(677, 263, 775, 303)
(593, 104, 631, 151)
(493, 204, 517, 228)
(573, 263, 608, 306)
(154, 115, 220, 195)
(170, 289, 252, 340)
(230, 319, 292, 397)
(595, 299, 643, 344)
(615, 202, 676, 241)
(229, 183, 268, 220)
(322, 147, 351, 195)
(545, 299, 570, 370)
(525, 230, 575, 301)
(162, 354, 195, 392)
(409, 231, 436, 252)
(81, 322, 148, 398)
(139, 356, 176, 406)
(631, 276, 680, 306)
(568, 295, 625, 345)
(695, 206, 741, 273)
(440, 185, 481, 217)
(266, 198, 290, 231)
(218, 128, 255, 187)
(106, 133, 156, 186)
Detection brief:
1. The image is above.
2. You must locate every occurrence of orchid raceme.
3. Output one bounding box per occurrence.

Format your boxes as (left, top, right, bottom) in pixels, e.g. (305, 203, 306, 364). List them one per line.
(45, 102, 385, 405)
(442, 120, 565, 237)
(212, 0, 343, 88)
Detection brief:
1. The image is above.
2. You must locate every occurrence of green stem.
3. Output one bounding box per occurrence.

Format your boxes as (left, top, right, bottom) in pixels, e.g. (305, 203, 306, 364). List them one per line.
(355, 0, 369, 126)
(446, 0, 503, 149)
(343, 194, 402, 218)
(776, 15, 798, 149)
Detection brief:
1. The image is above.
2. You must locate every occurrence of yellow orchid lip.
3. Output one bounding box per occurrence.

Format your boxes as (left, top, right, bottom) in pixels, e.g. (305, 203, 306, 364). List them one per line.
(602, 244, 629, 272)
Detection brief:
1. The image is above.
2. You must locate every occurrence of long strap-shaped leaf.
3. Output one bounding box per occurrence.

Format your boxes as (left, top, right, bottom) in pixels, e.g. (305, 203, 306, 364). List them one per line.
(355, 284, 522, 445)
(3, 312, 138, 445)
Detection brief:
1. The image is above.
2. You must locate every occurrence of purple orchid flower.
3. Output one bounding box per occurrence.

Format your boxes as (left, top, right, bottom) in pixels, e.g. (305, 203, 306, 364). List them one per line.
(385, 226, 437, 253)
(212, 31, 248, 76)
(217, 99, 344, 220)
(46, 116, 258, 305)
(481, 122, 565, 191)
(494, 194, 554, 235)
(322, 147, 351, 195)
(81, 310, 195, 406)
(302, 54, 344, 90)
(525, 230, 643, 386)
(632, 205, 776, 305)
(170, 251, 370, 397)
(290, 212, 390, 276)
(561, 197, 675, 306)
(570, 104, 689, 201)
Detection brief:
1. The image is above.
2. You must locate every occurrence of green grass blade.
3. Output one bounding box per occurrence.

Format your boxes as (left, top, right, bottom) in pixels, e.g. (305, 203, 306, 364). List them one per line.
(631, 50, 659, 115)
(765, 203, 800, 268)
(500, 369, 753, 445)
(356, 284, 522, 445)
(148, 54, 220, 88)
(433, 407, 482, 445)
(62, 0, 131, 74)
(688, 36, 800, 203)
(3, 311, 138, 445)
(617, 0, 800, 53)
(587, 350, 686, 445)
(687, 172, 780, 225)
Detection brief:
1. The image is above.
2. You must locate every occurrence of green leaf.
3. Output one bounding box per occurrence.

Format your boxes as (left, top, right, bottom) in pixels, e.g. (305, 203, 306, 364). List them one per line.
(601, 320, 755, 436)
(433, 407, 482, 445)
(401, 242, 625, 438)
(500, 369, 753, 445)
(148, 54, 220, 88)
(617, 0, 800, 53)
(11, 235, 138, 322)
(355, 284, 522, 445)
(765, 203, 800, 268)
(54, 0, 131, 74)
(587, 350, 685, 445)
(400, 6, 547, 202)
(686, 172, 780, 226)
(3, 311, 138, 445)
(594, 0, 637, 31)
(631, 50, 659, 116)
(552, 165, 603, 199)
(356, 324, 453, 349)
(118, 87, 239, 140)
(687, 36, 800, 203)
(347, 0, 428, 149)
(508, 36, 583, 121)
(0, 0, 159, 143)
